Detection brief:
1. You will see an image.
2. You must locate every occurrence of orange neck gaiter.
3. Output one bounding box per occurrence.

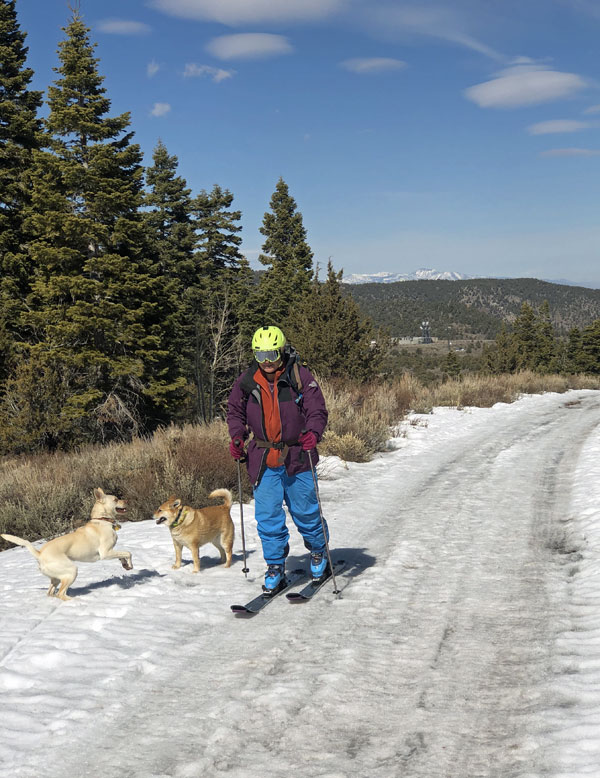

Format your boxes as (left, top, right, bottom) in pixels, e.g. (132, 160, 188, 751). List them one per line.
(254, 367, 284, 467)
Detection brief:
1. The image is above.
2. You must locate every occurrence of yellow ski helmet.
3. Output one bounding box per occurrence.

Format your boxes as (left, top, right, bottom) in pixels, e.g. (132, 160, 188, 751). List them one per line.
(252, 326, 286, 361)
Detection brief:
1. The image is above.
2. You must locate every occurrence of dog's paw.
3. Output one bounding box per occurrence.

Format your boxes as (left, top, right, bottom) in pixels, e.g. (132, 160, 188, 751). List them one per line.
(121, 558, 133, 570)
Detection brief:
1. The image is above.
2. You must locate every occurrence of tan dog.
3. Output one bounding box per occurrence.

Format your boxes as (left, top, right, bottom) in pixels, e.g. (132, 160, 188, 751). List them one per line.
(153, 489, 234, 573)
(1, 487, 132, 601)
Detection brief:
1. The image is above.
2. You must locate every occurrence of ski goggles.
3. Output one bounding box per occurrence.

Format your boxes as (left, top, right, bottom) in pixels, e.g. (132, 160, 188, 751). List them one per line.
(254, 349, 282, 363)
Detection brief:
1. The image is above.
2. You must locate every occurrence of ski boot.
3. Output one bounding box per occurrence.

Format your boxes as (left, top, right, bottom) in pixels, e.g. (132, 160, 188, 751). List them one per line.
(310, 551, 329, 582)
(263, 564, 285, 595)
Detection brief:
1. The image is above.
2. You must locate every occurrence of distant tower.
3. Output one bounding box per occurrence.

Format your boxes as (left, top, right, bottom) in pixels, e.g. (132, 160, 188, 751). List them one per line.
(420, 321, 432, 344)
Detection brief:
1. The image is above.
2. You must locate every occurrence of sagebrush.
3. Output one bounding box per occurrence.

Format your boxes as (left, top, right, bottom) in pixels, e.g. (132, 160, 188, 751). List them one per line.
(1, 371, 598, 546)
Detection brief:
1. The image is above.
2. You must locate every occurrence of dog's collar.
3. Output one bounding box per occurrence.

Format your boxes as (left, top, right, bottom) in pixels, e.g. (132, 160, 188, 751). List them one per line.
(91, 517, 121, 530)
(170, 506, 188, 529)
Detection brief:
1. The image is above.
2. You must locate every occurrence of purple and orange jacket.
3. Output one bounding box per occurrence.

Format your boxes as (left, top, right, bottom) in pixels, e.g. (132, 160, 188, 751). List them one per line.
(227, 357, 328, 486)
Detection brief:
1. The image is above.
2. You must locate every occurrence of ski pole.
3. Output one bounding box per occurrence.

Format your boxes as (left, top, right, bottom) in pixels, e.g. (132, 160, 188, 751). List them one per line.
(234, 439, 250, 578)
(306, 447, 340, 597)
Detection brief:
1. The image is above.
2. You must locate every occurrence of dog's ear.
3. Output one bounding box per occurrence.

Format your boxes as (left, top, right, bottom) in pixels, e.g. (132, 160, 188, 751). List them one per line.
(173, 499, 181, 508)
(93, 487, 106, 501)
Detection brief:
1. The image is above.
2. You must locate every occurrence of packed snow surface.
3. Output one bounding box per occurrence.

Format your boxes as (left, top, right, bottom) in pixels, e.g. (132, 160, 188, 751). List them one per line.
(2, 390, 600, 777)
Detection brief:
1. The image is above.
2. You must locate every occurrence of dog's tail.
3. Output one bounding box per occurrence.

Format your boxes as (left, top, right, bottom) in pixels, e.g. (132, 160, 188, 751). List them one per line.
(1, 534, 41, 559)
(208, 488, 233, 508)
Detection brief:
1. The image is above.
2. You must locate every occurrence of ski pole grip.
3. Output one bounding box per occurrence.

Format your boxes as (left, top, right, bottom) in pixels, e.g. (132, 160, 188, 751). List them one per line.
(233, 438, 246, 463)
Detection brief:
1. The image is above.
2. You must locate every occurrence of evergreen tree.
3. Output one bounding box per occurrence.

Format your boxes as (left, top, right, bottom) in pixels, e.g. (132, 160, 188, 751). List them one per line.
(287, 261, 382, 381)
(143, 139, 196, 405)
(193, 184, 243, 276)
(485, 322, 516, 374)
(566, 326, 584, 373)
(0, 11, 182, 450)
(256, 178, 313, 328)
(0, 0, 43, 371)
(535, 300, 557, 373)
(512, 302, 540, 371)
(443, 348, 461, 380)
(578, 320, 600, 374)
(144, 139, 197, 284)
(189, 184, 246, 420)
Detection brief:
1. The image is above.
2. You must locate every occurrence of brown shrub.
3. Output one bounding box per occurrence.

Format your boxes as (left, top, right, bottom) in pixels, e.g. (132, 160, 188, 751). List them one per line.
(1, 371, 598, 548)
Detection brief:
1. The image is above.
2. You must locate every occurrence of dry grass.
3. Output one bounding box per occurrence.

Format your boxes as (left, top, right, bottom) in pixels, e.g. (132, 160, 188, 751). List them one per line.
(1, 371, 598, 546)
(0, 419, 247, 549)
(319, 371, 600, 459)
(409, 372, 600, 413)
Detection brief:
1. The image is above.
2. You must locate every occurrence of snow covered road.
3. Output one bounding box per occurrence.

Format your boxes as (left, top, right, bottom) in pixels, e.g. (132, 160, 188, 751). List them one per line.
(2, 390, 600, 778)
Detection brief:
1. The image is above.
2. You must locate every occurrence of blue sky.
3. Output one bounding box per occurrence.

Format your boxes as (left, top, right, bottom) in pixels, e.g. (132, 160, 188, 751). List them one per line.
(15, 0, 600, 286)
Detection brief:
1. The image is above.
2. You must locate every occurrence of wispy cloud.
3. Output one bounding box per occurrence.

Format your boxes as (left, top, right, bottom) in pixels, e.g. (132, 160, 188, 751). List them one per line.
(96, 19, 151, 35)
(584, 104, 600, 114)
(150, 102, 171, 117)
(149, 0, 343, 25)
(366, 4, 504, 62)
(206, 33, 293, 60)
(540, 147, 600, 157)
(340, 57, 406, 74)
(527, 119, 594, 135)
(183, 63, 235, 82)
(563, 0, 600, 21)
(147, 60, 160, 78)
(465, 62, 588, 109)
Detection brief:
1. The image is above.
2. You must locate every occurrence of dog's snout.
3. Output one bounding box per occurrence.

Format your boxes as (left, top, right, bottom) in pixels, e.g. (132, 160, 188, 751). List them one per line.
(155, 515, 166, 525)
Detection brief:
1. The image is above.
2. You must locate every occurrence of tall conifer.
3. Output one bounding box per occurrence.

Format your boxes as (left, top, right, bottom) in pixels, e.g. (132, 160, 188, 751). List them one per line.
(1, 11, 181, 450)
(144, 139, 196, 385)
(578, 320, 600, 374)
(193, 184, 243, 275)
(566, 326, 584, 373)
(256, 178, 313, 327)
(0, 0, 43, 369)
(535, 300, 557, 373)
(512, 302, 539, 371)
(287, 260, 382, 381)
(191, 184, 246, 419)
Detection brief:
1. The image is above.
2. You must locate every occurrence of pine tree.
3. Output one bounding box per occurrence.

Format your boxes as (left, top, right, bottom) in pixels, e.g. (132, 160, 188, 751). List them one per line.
(578, 320, 600, 374)
(287, 260, 382, 381)
(0, 11, 182, 450)
(256, 178, 313, 328)
(535, 300, 557, 373)
(566, 326, 584, 374)
(512, 302, 539, 371)
(443, 348, 461, 380)
(0, 0, 43, 372)
(188, 184, 246, 420)
(143, 139, 196, 404)
(144, 140, 197, 284)
(485, 322, 516, 374)
(193, 184, 243, 276)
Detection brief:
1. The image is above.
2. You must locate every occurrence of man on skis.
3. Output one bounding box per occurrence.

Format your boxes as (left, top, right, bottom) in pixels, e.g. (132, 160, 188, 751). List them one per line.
(227, 325, 330, 594)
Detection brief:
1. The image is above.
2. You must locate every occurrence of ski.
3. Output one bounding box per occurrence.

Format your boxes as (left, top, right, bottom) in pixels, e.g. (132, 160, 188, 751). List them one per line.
(231, 568, 305, 615)
(286, 560, 345, 602)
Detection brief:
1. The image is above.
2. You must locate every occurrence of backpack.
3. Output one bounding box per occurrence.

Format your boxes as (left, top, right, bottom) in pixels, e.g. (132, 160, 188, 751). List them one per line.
(283, 344, 304, 397)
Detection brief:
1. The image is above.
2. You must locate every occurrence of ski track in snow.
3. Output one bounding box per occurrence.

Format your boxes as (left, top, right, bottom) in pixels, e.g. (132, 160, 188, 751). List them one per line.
(1, 391, 600, 777)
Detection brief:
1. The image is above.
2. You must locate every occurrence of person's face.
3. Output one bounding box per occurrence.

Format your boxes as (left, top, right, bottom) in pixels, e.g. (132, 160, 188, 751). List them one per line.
(259, 356, 282, 374)
(255, 348, 282, 374)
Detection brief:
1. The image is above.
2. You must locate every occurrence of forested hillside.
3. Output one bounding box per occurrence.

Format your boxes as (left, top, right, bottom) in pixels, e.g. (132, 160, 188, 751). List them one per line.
(344, 278, 600, 339)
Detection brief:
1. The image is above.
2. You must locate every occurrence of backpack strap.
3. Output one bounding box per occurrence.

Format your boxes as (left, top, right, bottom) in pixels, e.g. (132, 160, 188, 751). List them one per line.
(290, 359, 303, 394)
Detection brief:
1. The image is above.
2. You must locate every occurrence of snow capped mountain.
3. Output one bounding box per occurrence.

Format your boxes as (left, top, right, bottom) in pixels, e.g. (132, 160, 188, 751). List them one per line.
(342, 267, 472, 284)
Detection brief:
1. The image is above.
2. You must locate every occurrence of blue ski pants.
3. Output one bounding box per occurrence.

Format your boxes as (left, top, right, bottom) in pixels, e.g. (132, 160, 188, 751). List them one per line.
(253, 466, 328, 566)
